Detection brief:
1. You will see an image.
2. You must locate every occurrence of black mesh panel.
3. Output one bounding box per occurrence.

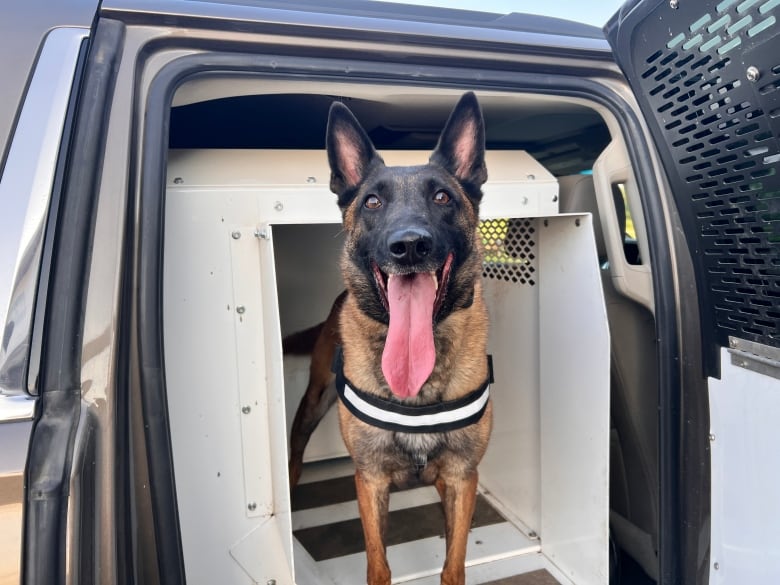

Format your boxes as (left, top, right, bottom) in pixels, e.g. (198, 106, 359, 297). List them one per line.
(617, 0, 780, 351)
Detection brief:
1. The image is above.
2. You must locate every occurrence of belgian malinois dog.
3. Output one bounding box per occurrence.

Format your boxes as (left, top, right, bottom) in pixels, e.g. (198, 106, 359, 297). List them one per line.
(288, 92, 492, 585)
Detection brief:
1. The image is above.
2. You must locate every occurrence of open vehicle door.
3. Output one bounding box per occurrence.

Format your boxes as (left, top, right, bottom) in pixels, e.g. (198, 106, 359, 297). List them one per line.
(605, 1, 780, 584)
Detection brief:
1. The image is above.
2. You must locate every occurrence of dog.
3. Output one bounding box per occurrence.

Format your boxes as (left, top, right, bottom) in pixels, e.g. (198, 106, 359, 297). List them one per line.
(287, 92, 492, 585)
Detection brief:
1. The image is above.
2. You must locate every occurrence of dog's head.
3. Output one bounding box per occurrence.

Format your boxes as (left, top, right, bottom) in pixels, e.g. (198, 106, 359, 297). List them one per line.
(326, 92, 487, 398)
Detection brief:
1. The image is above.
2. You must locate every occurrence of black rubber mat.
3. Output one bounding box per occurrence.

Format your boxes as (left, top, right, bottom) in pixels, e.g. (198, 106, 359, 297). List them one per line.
(291, 474, 358, 511)
(293, 490, 504, 561)
(292, 473, 414, 511)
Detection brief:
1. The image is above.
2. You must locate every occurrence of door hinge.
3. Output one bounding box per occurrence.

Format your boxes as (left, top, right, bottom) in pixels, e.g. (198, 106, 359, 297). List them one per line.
(728, 337, 780, 381)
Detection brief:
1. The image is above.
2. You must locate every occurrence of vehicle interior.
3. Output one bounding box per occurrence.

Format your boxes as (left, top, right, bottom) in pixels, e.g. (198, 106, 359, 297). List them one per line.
(162, 81, 660, 585)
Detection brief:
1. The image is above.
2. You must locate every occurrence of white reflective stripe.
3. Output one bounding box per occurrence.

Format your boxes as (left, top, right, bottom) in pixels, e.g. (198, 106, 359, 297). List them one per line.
(342, 384, 489, 427)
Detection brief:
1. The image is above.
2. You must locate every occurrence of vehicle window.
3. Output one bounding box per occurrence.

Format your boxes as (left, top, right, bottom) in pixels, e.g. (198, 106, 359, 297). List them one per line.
(612, 182, 643, 265)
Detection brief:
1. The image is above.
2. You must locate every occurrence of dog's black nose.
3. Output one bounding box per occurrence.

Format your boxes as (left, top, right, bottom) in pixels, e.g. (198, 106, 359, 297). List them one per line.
(387, 228, 433, 265)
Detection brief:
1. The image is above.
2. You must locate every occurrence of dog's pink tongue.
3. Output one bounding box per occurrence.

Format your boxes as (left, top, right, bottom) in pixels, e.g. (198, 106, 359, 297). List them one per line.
(381, 273, 436, 398)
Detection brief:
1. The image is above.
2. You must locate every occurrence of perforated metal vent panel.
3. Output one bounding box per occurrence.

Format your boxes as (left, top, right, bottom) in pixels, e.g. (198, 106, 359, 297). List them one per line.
(480, 218, 537, 286)
(610, 0, 780, 350)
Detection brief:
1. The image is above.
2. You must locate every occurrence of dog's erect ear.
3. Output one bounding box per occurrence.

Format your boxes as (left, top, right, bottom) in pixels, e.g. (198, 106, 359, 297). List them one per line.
(326, 102, 381, 199)
(429, 92, 487, 190)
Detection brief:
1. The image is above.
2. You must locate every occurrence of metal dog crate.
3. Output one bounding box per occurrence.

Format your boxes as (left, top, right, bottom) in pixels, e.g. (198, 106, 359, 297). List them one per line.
(163, 149, 609, 585)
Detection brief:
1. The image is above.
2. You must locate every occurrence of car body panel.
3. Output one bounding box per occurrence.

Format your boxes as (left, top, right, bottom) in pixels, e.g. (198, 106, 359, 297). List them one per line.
(0, 20, 91, 585)
(5, 1, 778, 584)
(0, 27, 89, 398)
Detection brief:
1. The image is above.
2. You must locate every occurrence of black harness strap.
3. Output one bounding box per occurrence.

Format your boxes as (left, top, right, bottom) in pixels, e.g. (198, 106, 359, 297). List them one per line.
(332, 347, 492, 434)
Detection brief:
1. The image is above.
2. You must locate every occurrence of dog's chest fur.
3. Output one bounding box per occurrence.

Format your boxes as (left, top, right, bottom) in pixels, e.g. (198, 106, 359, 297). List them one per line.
(393, 431, 445, 463)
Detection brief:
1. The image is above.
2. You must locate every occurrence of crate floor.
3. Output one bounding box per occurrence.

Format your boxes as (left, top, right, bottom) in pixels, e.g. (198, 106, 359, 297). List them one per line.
(291, 459, 557, 585)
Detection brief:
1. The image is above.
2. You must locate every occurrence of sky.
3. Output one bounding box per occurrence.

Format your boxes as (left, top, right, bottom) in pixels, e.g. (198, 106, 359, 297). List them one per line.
(400, 0, 627, 28)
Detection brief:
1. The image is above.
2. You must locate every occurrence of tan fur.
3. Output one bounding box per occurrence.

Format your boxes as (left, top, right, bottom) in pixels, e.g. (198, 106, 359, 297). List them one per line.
(337, 227, 491, 585)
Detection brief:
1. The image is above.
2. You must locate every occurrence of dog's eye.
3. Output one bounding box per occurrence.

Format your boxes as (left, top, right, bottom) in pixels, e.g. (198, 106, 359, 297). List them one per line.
(433, 190, 451, 205)
(364, 195, 382, 209)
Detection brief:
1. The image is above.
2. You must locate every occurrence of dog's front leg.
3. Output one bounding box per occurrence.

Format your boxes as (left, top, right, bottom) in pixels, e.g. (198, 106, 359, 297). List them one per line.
(355, 470, 392, 585)
(436, 470, 479, 585)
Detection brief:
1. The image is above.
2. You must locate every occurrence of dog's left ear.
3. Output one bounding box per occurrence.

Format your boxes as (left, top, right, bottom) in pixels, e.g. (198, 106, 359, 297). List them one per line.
(429, 92, 487, 192)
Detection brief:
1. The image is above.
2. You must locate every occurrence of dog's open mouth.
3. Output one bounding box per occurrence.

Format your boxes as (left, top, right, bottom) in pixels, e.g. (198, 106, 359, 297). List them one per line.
(372, 253, 453, 318)
(372, 253, 454, 399)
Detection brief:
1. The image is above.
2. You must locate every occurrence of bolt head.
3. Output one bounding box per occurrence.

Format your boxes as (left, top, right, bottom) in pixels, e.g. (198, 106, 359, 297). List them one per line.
(231, 231, 241, 239)
(709, 433, 716, 442)
(236, 305, 246, 314)
(714, 562, 720, 570)
(173, 177, 184, 184)
(242, 406, 251, 414)
(274, 201, 284, 211)
(669, 0, 679, 8)
(247, 502, 257, 511)
(746, 66, 760, 82)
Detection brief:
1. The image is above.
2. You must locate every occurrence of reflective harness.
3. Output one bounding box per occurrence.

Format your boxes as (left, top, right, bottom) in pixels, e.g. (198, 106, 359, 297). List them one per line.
(333, 347, 492, 434)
